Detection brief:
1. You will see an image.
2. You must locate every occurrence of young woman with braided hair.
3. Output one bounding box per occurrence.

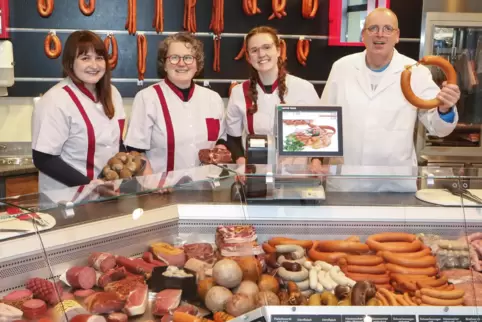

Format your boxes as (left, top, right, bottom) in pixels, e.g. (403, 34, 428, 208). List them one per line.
(226, 26, 322, 172)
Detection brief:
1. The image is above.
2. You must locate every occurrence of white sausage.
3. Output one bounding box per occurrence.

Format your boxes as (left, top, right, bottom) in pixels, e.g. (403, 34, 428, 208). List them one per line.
(277, 267, 309, 282)
(314, 260, 333, 271)
(328, 266, 356, 287)
(318, 270, 337, 291)
(275, 245, 305, 259)
(315, 283, 324, 293)
(295, 279, 310, 291)
(309, 268, 318, 290)
(303, 261, 313, 270)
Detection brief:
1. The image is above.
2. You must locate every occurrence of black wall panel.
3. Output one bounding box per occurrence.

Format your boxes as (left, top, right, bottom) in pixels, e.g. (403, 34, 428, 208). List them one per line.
(7, 0, 423, 98)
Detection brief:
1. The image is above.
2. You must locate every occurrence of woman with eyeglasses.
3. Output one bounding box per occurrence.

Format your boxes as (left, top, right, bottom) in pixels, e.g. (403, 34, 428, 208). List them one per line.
(226, 26, 321, 171)
(124, 32, 227, 176)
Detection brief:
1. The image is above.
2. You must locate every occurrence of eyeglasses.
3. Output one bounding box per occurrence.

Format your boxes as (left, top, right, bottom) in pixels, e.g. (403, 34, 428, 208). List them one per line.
(166, 55, 195, 65)
(364, 25, 398, 35)
(248, 43, 275, 56)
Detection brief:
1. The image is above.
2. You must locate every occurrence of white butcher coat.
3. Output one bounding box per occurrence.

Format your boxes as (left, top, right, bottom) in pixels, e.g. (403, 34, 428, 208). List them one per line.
(320, 49, 458, 192)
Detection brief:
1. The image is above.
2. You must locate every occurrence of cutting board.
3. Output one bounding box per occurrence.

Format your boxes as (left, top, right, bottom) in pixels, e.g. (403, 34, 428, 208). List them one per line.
(415, 189, 482, 207)
(0, 212, 56, 241)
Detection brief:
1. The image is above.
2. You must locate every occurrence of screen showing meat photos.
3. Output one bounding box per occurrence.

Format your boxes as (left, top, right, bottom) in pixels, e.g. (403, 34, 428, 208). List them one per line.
(277, 105, 343, 157)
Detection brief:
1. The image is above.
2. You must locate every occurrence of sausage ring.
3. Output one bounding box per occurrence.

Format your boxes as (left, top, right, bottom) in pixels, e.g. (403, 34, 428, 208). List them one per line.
(401, 55, 457, 110)
(37, 0, 54, 18)
(44, 32, 62, 59)
(366, 232, 422, 253)
(79, 0, 95, 16)
(104, 34, 118, 70)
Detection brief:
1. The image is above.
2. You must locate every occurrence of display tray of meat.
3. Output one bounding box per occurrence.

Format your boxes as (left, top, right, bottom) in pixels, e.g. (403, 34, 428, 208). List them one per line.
(3, 228, 482, 322)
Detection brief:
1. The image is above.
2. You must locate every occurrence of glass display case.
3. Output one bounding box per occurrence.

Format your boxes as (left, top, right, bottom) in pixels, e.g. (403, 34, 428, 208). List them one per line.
(416, 12, 482, 165)
(1, 165, 482, 321)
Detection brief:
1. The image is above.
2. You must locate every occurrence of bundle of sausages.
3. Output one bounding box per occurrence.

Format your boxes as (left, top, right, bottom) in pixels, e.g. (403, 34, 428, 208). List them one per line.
(268, 0, 287, 20)
(44, 31, 62, 59)
(242, 0, 261, 16)
(296, 39, 310, 66)
(184, 0, 197, 33)
(301, 0, 319, 19)
(152, 0, 164, 33)
(125, 0, 137, 36)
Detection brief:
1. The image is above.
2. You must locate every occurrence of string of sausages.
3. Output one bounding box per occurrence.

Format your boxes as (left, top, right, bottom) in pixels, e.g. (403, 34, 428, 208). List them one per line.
(183, 0, 197, 33)
(79, 0, 95, 16)
(279, 39, 287, 62)
(234, 38, 247, 61)
(269, 0, 287, 20)
(242, 0, 261, 16)
(44, 31, 62, 59)
(125, 0, 137, 36)
(302, 0, 319, 19)
(296, 38, 310, 66)
(104, 34, 118, 70)
(152, 0, 164, 33)
(137, 34, 147, 81)
(210, 0, 224, 72)
(37, 0, 54, 18)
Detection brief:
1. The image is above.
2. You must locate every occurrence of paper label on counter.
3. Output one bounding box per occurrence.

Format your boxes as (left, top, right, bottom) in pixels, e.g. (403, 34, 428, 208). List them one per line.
(392, 316, 416, 322)
(272, 316, 341, 322)
(419, 316, 482, 322)
(343, 316, 391, 322)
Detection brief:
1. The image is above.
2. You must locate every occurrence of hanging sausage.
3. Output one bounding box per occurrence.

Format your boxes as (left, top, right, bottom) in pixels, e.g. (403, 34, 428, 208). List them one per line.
(125, 0, 137, 36)
(268, 0, 287, 20)
(302, 0, 318, 19)
(79, 0, 95, 16)
(104, 34, 118, 70)
(37, 0, 54, 18)
(152, 0, 164, 33)
(296, 38, 310, 66)
(44, 31, 62, 59)
(242, 0, 261, 16)
(279, 39, 287, 62)
(183, 0, 197, 33)
(137, 34, 147, 81)
(234, 38, 247, 61)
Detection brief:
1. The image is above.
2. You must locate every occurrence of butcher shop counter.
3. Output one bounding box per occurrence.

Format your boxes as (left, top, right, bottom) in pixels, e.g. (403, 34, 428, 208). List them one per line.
(1, 164, 482, 321)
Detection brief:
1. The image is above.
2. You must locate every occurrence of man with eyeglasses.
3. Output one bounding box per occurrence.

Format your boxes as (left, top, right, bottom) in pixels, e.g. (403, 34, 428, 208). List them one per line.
(320, 8, 460, 192)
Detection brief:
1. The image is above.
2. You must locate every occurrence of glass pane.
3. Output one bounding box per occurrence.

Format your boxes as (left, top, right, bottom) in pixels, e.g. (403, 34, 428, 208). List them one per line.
(346, 11, 367, 42)
(426, 26, 482, 148)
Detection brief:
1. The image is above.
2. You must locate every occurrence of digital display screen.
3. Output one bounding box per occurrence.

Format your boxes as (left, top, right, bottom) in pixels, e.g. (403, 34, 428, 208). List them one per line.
(277, 105, 343, 157)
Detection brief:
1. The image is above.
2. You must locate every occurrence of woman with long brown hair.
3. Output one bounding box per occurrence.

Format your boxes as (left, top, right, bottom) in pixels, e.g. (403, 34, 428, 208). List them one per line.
(226, 26, 321, 170)
(32, 30, 126, 192)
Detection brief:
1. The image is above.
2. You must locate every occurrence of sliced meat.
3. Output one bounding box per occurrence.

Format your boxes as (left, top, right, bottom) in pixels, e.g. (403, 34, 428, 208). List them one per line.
(174, 304, 198, 315)
(183, 243, 215, 263)
(2, 290, 33, 309)
(123, 284, 148, 317)
(84, 292, 125, 314)
(98, 267, 127, 288)
(74, 289, 96, 300)
(89, 252, 117, 273)
(152, 289, 182, 316)
(21, 299, 47, 319)
(104, 276, 145, 301)
(107, 312, 128, 322)
(66, 266, 97, 290)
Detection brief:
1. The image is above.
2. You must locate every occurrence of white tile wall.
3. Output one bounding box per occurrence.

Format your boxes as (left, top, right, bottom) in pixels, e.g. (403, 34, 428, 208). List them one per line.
(0, 96, 229, 142)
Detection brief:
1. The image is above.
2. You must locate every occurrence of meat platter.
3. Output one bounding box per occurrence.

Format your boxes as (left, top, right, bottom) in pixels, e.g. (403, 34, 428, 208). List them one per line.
(1, 225, 482, 321)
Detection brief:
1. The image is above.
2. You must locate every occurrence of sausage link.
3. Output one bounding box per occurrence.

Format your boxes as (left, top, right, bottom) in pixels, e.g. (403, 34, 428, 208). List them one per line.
(79, 0, 95, 16)
(104, 35, 118, 70)
(420, 295, 464, 306)
(346, 263, 386, 274)
(339, 255, 383, 266)
(44, 32, 62, 59)
(381, 251, 436, 268)
(343, 272, 390, 284)
(137, 34, 147, 81)
(401, 55, 458, 110)
(316, 240, 370, 253)
(37, 0, 54, 18)
(234, 39, 247, 60)
(385, 263, 437, 276)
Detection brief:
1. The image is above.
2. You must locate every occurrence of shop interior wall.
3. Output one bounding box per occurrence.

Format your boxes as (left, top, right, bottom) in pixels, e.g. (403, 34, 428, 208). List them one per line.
(0, 0, 422, 142)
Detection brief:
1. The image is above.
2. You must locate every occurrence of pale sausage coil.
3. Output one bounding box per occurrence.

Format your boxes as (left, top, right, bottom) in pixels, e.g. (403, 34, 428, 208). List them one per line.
(44, 32, 62, 59)
(37, 0, 54, 18)
(79, 0, 95, 16)
(401, 55, 457, 110)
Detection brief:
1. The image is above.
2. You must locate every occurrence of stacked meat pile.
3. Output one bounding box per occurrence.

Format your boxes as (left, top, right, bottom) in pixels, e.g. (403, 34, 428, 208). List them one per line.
(215, 225, 263, 257)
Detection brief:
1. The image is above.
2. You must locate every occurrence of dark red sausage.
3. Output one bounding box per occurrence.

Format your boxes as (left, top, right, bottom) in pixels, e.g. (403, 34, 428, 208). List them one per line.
(66, 266, 97, 289)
